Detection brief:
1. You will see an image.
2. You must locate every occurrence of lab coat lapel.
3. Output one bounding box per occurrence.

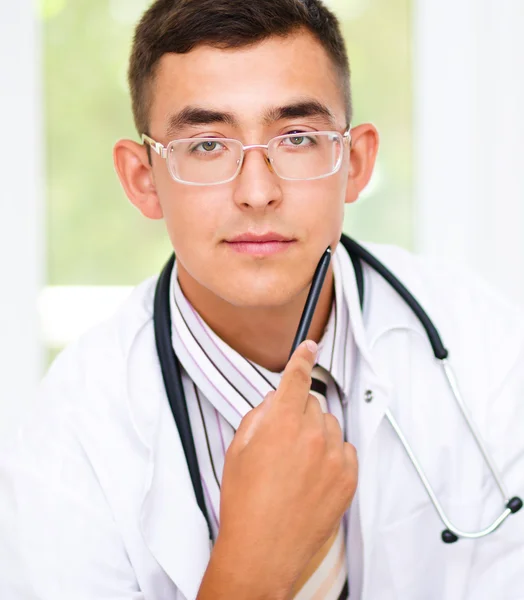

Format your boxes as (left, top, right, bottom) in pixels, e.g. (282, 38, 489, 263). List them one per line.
(131, 321, 211, 600)
(344, 243, 483, 599)
(338, 242, 393, 599)
(345, 242, 432, 459)
(340, 242, 428, 599)
(140, 399, 211, 600)
(338, 241, 395, 457)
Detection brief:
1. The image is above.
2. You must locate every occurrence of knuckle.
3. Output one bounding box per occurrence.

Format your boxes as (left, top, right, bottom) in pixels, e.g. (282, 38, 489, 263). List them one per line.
(325, 447, 344, 471)
(343, 444, 359, 477)
(340, 469, 357, 499)
(225, 437, 239, 459)
(263, 390, 276, 404)
(344, 442, 358, 463)
(306, 392, 320, 408)
(239, 406, 257, 426)
(340, 452, 358, 487)
(304, 427, 326, 453)
(292, 358, 312, 385)
(324, 413, 342, 432)
(324, 415, 343, 445)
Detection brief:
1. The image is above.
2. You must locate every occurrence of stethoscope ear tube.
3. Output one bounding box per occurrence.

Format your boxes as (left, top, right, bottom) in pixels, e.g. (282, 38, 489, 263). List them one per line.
(340, 236, 448, 360)
(441, 495, 523, 543)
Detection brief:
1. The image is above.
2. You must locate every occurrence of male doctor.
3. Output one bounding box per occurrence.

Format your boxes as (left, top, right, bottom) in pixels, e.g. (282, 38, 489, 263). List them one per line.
(1, 0, 524, 598)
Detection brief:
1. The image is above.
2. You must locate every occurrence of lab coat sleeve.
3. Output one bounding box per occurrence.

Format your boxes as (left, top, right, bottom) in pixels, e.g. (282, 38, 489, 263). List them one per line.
(465, 314, 524, 599)
(0, 357, 145, 600)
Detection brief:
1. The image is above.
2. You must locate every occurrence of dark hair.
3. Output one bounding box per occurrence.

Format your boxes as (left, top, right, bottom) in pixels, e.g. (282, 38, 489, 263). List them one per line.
(128, 0, 352, 136)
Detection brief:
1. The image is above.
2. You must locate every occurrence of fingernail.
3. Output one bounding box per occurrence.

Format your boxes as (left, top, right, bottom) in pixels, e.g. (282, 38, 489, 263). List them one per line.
(305, 340, 318, 354)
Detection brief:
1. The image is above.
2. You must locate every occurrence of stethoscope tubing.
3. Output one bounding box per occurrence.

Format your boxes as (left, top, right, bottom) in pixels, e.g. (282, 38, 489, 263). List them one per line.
(154, 234, 522, 545)
(385, 405, 515, 539)
(153, 253, 213, 539)
(346, 238, 522, 542)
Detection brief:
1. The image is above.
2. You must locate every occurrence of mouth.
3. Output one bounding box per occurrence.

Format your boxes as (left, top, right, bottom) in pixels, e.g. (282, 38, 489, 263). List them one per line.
(223, 232, 296, 256)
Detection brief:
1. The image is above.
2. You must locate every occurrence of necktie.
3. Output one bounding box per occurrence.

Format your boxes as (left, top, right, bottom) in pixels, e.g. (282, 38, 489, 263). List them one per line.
(291, 365, 349, 600)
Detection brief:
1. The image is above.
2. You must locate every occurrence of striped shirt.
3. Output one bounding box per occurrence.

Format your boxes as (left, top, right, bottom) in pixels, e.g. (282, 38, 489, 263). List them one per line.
(169, 242, 356, 598)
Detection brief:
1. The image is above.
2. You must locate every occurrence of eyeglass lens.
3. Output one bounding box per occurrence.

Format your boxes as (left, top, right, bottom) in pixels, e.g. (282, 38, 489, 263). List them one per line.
(167, 132, 343, 184)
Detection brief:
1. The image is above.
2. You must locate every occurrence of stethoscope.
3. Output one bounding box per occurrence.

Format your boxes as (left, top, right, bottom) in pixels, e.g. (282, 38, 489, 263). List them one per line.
(153, 233, 522, 544)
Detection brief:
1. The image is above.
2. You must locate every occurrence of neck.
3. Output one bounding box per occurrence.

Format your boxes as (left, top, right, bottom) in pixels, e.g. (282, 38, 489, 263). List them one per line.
(177, 266, 335, 373)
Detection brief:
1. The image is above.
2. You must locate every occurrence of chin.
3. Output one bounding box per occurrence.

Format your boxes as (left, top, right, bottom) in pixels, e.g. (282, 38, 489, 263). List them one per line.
(212, 271, 309, 308)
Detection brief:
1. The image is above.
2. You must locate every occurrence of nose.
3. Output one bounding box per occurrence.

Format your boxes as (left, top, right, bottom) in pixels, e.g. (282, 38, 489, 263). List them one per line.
(232, 147, 283, 211)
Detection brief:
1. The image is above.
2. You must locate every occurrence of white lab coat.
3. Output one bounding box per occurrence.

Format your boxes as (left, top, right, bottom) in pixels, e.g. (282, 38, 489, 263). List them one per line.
(1, 242, 524, 600)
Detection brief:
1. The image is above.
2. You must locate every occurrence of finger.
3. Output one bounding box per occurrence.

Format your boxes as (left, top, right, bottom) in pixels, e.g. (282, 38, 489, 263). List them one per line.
(324, 413, 344, 449)
(343, 442, 358, 473)
(304, 392, 325, 427)
(342, 443, 359, 506)
(272, 340, 318, 413)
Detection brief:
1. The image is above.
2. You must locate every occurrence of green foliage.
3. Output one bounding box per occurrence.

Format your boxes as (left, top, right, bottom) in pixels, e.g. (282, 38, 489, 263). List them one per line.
(341, 0, 413, 250)
(44, 0, 170, 285)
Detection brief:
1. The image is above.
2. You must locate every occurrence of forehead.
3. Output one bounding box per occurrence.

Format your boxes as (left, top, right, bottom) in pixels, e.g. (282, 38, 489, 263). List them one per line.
(148, 29, 346, 136)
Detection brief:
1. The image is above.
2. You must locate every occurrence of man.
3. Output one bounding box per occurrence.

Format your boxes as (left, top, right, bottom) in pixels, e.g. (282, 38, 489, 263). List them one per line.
(1, 0, 523, 598)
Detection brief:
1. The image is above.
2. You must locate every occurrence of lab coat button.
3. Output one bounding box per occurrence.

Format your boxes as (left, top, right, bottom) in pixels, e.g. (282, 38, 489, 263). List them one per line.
(364, 389, 373, 403)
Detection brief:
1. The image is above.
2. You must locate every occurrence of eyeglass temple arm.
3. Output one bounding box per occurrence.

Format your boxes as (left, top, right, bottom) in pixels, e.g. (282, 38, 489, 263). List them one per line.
(343, 124, 352, 148)
(141, 134, 168, 159)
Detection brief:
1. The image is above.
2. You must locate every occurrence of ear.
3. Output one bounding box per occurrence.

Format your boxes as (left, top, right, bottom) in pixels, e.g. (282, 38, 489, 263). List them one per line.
(344, 123, 380, 205)
(113, 138, 164, 220)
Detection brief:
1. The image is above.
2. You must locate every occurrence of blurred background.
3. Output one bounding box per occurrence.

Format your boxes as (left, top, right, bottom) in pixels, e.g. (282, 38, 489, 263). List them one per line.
(1, 0, 523, 438)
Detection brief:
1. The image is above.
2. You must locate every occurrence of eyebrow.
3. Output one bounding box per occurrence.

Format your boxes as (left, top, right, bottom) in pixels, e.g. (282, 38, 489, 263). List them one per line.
(166, 107, 237, 137)
(263, 100, 337, 127)
(165, 99, 338, 137)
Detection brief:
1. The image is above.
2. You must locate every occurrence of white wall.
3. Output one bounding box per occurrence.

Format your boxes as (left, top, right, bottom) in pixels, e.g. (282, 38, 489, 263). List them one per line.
(414, 0, 524, 305)
(0, 1, 44, 439)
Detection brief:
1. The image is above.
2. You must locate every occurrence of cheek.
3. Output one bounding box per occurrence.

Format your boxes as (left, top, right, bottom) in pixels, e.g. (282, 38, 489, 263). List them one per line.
(289, 175, 346, 240)
(160, 183, 225, 252)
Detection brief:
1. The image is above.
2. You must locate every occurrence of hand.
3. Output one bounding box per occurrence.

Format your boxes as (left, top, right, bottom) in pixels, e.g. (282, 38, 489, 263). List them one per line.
(212, 340, 358, 597)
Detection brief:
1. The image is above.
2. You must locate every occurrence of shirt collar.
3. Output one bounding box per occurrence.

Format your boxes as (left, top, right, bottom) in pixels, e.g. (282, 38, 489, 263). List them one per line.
(169, 242, 356, 425)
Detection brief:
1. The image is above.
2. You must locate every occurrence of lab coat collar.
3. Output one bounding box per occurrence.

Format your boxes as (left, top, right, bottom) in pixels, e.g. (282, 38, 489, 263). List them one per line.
(340, 240, 427, 370)
(336, 241, 424, 397)
(335, 241, 392, 466)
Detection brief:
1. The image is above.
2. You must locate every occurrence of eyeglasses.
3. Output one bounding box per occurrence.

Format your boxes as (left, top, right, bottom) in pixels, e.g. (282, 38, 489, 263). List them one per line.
(141, 126, 351, 186)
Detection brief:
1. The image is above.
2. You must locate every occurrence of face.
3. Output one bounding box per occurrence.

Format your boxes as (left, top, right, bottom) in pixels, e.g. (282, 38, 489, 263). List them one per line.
(116, 30, 378, 309)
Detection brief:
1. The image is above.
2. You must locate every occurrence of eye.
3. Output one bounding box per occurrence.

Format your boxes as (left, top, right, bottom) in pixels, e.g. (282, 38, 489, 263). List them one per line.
(281, 132, 316, 147)
(193, 140, 223, 152)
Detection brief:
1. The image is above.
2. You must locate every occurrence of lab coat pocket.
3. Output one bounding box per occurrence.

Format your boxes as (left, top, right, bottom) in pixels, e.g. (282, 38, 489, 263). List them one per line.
(378, 498, 481, 600)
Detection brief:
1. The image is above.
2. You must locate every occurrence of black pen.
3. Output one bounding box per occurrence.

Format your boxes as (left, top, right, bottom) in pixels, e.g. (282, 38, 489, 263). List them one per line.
(288, 246, 332, 360)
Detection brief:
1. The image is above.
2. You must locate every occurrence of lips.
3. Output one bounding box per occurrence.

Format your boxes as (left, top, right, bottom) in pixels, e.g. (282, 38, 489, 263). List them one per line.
(226, 232, 294, 243)
(224, 233, 296, 256)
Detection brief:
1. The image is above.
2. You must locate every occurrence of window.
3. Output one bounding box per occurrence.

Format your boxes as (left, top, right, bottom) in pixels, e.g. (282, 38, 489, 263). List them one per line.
(42, 0, 413, 360)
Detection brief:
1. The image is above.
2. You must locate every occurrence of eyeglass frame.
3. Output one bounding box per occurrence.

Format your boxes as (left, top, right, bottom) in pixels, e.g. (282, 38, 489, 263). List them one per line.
(141, 125, 352, 186)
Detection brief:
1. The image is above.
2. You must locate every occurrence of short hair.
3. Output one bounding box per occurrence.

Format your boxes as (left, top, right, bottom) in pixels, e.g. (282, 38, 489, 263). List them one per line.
(128, 0, 352, 136)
